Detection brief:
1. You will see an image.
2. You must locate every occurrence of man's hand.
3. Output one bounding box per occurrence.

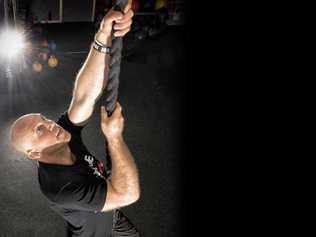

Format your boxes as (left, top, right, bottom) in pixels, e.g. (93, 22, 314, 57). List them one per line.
(96, 2, 134, 44)
(101, 103, 124, 141)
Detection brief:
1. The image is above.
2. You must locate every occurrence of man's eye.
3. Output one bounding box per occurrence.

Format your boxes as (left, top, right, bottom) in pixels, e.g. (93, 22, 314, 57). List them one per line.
(36, 126, 44, 135)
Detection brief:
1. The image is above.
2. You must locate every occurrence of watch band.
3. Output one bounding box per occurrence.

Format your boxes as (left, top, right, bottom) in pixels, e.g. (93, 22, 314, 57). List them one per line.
(93, 39, 110, 54)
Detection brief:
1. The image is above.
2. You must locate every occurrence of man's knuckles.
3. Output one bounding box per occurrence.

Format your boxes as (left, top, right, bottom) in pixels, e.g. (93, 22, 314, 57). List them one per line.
(124, 1, 132, 13)
(103, 11, 123, 24)
(116, 10, 133, 24)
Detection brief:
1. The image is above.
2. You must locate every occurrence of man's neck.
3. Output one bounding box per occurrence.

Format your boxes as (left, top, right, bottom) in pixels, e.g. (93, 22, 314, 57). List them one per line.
(39, 144, 76, 166)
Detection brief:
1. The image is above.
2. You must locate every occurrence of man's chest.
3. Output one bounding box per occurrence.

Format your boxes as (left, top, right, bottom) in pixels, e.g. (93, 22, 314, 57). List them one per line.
(69, 139, 106, 180)
(79, 154, 106, 180)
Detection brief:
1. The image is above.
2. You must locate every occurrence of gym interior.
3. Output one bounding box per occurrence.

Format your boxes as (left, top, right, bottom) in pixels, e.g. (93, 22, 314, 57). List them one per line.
(0, 0, 186, 236)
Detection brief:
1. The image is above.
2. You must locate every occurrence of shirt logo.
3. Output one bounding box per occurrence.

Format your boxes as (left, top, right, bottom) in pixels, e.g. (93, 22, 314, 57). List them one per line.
(84, 155, 105, 180)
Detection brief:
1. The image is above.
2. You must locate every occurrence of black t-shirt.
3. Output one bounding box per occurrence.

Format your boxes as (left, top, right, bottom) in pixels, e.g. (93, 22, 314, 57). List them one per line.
(38, 112, 114, 237)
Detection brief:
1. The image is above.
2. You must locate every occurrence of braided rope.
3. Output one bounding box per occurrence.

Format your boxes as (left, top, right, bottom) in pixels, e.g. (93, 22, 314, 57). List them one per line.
(104, 0, 128, 115)
(104, 0, 129, 176)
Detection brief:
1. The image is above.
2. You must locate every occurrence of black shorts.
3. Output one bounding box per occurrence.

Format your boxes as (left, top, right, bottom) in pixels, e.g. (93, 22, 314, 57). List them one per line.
(112, 209, 140, 237)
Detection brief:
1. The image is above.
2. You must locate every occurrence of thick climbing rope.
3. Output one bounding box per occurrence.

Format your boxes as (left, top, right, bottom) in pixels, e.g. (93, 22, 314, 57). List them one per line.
(104, 0, 129, 115)
(104, 0, 129, 176)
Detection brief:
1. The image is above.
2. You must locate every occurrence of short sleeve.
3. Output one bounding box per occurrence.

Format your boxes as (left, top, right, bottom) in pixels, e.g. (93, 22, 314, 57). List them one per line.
(56, 111, 91, 155)
(54, 179, 107, 212)
(56, 111, 84, 136)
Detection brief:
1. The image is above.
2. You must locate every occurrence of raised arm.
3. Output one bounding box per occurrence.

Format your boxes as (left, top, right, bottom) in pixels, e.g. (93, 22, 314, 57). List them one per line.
(100, 103, 140, 211)
(68, 3, 133, 125)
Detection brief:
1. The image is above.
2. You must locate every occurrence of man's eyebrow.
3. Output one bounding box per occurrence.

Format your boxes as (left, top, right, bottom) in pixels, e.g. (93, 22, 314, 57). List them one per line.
(29, 120, 39, 134)
(30, 115, 44, 133)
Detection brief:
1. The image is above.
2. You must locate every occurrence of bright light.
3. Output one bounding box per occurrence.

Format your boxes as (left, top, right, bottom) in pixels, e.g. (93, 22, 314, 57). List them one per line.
(0, 29, 25, 59)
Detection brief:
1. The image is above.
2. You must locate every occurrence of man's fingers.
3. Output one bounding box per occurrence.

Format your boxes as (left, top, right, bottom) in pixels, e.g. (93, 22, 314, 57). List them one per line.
(123, 0, 132, 14)
(114, 27, 131, 37)
(104, 10, 124, 24)
(101, 106, 108, 120)
(112, 102, 122, 118)
(111, 9, 133, 36)
(114, 20, 132, 30)
(116, 9, 134, 24)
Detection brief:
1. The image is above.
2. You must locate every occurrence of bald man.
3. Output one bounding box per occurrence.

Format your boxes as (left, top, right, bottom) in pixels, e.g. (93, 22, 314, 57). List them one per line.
(10, 5, 140, 237)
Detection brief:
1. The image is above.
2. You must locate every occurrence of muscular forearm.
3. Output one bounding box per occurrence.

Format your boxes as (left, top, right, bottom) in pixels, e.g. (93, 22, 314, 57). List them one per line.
(107, 136, 140, 200)
(68, 33, 112, 124)
(73, 32, 112, 103)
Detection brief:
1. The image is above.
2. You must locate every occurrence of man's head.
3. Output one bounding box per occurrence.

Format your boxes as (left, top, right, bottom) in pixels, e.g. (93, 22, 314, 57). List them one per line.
(10, 114, 71, 160)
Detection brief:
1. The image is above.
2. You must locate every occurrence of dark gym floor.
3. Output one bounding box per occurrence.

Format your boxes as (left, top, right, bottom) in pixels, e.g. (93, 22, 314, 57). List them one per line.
(0, 23, 185, 237)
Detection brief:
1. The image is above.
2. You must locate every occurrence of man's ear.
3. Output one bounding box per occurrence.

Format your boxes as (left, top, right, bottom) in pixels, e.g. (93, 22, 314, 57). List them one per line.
(26, 149, 42, 160)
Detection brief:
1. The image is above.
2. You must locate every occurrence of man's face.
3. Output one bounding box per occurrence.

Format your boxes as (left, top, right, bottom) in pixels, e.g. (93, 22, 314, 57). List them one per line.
(12, 114, 71, 155)
(29, 114, 71, 152)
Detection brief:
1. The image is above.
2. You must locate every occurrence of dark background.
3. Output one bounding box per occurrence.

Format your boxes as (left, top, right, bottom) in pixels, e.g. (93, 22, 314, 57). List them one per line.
(0, 0, 188, 236)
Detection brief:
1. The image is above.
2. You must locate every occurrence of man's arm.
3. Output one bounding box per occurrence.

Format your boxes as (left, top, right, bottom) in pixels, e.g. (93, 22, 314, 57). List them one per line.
(100, 104, 140, 211)
(68, 4, 133, 125)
